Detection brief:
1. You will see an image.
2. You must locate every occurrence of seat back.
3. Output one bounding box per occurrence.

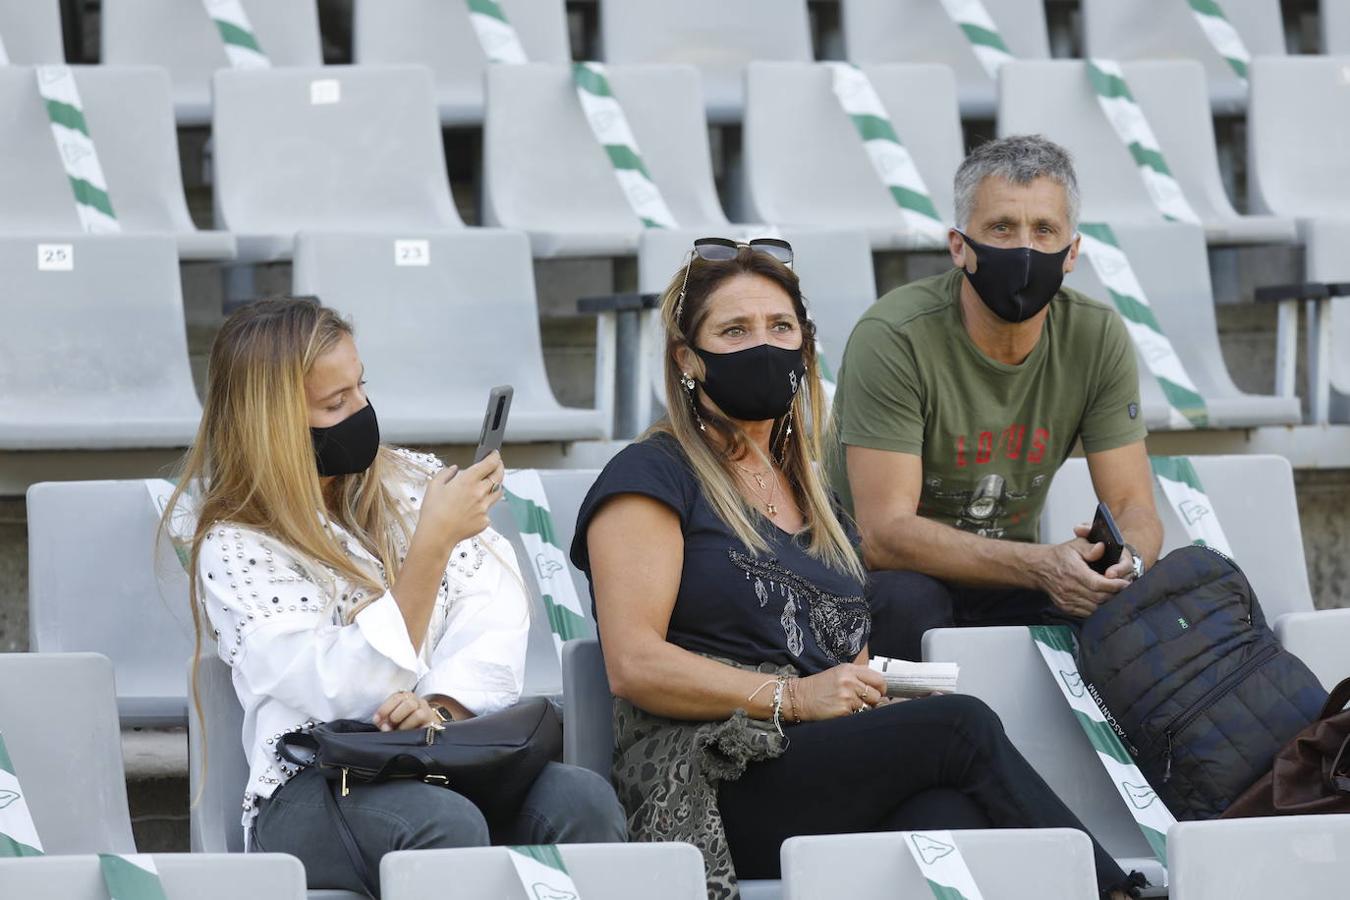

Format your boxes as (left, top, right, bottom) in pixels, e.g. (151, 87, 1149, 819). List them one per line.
(1248, 56, 1350, 219)
(188, 654, 249, 854)
(1274, 609, 1350, 691)
(0, 854, 307, 900)
(1325, 2, 1350, 54)
(839, 0, 1049, 118)
(1169, 815, 1350, 899)
(0, 234, 201, 450)
(352, 0, 569, 125)
(560, 638, 613, 777)
(0, 653, 135, 854)
(536, 469, 604, 609)
(598, 0, 812, 122)
(782, 829, 1097, 900)
(1041, 455, 1315, 619)
(0, 0, 63, 64)
(27, 480, 195, 725)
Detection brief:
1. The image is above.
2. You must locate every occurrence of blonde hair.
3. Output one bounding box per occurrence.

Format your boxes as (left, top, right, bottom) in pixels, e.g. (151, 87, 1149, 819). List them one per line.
(651, 247, 865, 582)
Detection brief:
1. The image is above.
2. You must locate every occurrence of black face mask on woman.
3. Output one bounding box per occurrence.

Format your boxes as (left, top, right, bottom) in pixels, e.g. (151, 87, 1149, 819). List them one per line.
(694, 344, 806, 422)
(958, 231, 1073, 323)
(311, 401, 380, 477)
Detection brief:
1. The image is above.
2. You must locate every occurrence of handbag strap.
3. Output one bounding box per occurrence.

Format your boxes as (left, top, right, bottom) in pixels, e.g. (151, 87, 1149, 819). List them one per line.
(320, 776, 379, 900)
(1321, 676, 1350, 720)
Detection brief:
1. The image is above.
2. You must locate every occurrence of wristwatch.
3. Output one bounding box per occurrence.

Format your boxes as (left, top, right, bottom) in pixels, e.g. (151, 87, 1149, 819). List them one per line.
(1124, 543, 1144, 581)
(430, 703, 454, 724)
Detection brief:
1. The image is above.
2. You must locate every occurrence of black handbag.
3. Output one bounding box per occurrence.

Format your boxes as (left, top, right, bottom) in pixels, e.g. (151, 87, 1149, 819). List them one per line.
(277, 697, 562, 897)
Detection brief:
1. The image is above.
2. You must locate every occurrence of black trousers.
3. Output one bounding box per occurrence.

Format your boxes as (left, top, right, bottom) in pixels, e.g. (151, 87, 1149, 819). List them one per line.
(716, 695, 1133, 897)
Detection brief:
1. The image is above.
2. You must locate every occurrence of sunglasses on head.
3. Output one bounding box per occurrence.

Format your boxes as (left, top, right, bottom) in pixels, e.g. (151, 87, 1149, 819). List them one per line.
(676, 237, 795, 322)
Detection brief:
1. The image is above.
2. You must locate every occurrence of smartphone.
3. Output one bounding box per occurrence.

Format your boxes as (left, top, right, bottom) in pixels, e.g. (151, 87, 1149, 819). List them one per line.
(1087, 502, 1125, 576)
(473, 385, 513, 463)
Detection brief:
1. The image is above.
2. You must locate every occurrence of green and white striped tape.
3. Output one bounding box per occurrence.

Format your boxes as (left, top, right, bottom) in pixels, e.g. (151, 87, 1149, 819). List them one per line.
(827, 63, 948, 248)
(573, 62, 678, 231)
(502, 470, 590, 658)
(1030, 625, 1175, 871)
(0, 733, 43, 858)
(99, 854, 170, 900)
(1149, 456, 1234, 557)
(508, 845, 582, 899)
(202, 0, 270, 69)
(939, 0, 1014, 80)
(466, 0, 528, 65)
(904, 830, 985, 900)
(1186, 0, 1250, 84)
(35, 66, 120, 234)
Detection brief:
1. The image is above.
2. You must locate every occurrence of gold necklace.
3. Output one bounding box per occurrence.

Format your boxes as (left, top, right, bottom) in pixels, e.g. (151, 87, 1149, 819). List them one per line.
(734, 461, 780, 517)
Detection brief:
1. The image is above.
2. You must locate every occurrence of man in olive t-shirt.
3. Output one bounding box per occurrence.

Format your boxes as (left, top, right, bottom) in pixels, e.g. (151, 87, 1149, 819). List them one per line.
(832, 136, 1164, 660)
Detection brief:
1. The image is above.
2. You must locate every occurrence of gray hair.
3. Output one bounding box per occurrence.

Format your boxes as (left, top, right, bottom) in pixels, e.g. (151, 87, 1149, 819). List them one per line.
(953, 135, 1080, 233)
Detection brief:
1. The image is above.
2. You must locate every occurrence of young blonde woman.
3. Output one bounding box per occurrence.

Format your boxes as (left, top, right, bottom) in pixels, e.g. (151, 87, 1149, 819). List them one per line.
(165, 298, 624, 895)
(572, 241, 1139, 900)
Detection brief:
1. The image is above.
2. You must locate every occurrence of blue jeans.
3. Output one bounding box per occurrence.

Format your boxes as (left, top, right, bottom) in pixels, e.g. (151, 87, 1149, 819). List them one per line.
(253, 762, 627, 895)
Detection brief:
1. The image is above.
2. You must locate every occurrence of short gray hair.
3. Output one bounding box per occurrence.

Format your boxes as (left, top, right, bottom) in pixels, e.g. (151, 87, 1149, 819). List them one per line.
(953, 135, 1080, 233)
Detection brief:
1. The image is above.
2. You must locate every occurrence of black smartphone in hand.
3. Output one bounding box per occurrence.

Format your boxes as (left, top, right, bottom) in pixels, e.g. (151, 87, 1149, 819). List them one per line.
(473, 385, 513, 463)
(1087, 502, 1125, 576)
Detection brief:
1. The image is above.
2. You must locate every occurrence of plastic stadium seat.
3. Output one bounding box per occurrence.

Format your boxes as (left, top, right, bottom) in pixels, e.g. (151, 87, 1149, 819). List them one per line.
(744, 63, 963, 252)
(840, 0, 1050, 120)
(1168, 816, 1350, 899)
(1000, 60, 1296, 248)
(27, 480, 194, 725)
(921, 628, 1166, 888)
(291, 230, 608, 443)
(0, 653, 136, 854)
(1062, 221, 1301, 430)
(1274, 609, 1350, 691)
(484, 64, 729, 258)
(0, 0, 63, 64)
(1080, 0, 1286, 116)
(0, 855, 307, 900)
(0, 235, 202, 450)
(1041, 455, 1316, 621)
(1324, 1, 1350, 54)
(353, 0, 570, 126)
(102, 0, 321, 126)
(598, 0, 812, 124)
(781, 829, 1099, 900)
(535, 470, 605, 610)
(0, 66, 236, 260)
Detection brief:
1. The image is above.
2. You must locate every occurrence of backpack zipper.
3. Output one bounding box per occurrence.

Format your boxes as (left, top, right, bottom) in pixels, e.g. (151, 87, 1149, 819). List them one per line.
(1161, 642, 1280, 781)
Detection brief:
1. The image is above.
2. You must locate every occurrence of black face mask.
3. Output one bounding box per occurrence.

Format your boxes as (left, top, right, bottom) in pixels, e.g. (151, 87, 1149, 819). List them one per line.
(958, 232, 1072, 323)
(694, 344, 806, 422)
(311, 401, 380, 477)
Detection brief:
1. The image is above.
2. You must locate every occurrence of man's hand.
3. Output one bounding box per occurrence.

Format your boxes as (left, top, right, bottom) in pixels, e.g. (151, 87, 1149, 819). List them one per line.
(1073, 523, 1138, 582)
(1033, 536, 1131, 618)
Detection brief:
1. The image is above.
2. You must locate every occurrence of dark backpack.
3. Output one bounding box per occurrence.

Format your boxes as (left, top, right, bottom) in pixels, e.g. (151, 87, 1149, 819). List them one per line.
(1077, 545, 1327, 820)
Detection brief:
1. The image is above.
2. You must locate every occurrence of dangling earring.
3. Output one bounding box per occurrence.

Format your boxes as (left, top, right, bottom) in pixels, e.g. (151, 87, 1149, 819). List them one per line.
(682, 372, 705, 432)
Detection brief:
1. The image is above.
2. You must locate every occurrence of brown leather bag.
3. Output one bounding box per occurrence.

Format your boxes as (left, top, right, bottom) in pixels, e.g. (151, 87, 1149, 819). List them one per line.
(1223, 675, 1350, 818)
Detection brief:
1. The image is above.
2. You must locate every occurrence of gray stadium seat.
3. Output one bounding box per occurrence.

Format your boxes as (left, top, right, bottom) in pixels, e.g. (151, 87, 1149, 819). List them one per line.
(0, 653, 136, 854)
(352, 0, 569, 126)
(1041, 455, 1315, 621)
(1062, 220, 1301, 430)
(597, 0, 813, 124)
(215, 66, 462, 263)
(744, 62, 963, 252)
(998, 60, 1296, 247)
(102, 0, 322, 126)
(27, 480, 194, 725)
(781, 829, 1098, 900)
(0, 854, 307, 900)
(0, 65, 236, 260)
(1168, 815, 1350, 899)
(0, 0, 63, 63)
(1324, 1, 1350, 53)
(291, 230, 608, 443)
(536, 469, 604, 609)
(839, 0, 1050, 120)
(1080, 0, 1286, 115)
(1274, 609, 1350, 691)
(0, 234, 202, 450)
(381, 844, 707, 900)
(483, 64, 729, 258)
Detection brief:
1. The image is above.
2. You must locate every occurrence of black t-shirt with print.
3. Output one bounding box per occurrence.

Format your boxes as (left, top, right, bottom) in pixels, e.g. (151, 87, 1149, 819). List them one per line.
(570, 432, 870, 675)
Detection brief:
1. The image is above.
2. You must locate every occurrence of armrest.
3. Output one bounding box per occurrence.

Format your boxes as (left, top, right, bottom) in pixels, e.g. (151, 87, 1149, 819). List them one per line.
(1253, 282, 1331, 304)
(1274, 609, 1350, 691)
(577, 292, 660, 314)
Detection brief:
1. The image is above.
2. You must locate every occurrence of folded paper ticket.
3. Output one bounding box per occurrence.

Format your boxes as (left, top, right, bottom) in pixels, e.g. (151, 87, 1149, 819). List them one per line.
(868, 656, 959, 698)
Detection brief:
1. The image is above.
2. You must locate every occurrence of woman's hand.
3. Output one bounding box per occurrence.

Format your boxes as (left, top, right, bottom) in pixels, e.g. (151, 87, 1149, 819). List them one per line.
(795, 663, 889, 721)
(372, 691, 440, 732)
(415, 452, 506, 552)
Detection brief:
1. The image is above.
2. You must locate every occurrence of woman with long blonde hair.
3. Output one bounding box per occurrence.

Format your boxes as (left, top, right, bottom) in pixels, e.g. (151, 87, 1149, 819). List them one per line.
(165, 297, 624, 895)
(573, 241, 1138, 900)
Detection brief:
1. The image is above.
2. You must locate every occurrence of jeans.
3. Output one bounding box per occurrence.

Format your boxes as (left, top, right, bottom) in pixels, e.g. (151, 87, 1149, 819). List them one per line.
(253, 762, 627, 895)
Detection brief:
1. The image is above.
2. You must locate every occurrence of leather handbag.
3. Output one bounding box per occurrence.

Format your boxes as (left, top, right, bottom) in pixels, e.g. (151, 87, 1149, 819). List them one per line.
(1222, 675, 1350, 818)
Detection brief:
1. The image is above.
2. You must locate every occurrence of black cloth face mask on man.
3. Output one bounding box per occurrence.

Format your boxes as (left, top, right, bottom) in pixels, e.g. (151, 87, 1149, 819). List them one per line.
(311, 401, 381, 477)
(957, 231, 1074, 323)
(694, 344, 806, 422)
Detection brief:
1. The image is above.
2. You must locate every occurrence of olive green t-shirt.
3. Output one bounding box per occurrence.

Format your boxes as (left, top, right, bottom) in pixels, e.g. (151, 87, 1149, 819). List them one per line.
(831, 268, 1146, 543)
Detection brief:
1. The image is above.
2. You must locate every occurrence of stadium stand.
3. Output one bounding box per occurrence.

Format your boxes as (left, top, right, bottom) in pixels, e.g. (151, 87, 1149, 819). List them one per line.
(0, 234, 201, 450)
(1168, 815, 1350, 899)
(839, 0, 1052, 120)
(0, 0, 64, 64)
(352, 0, 570, 126)
(999, 59, 1298, 248)
(0, 65, 236, 261)
(1080, 0, 1286, 115)
(0, 854, 308, 900)
(483, 63, 729, 257)
(742, 62, 963, 252)
(101, 0, 323, 126)
(597, 0, 813, 124)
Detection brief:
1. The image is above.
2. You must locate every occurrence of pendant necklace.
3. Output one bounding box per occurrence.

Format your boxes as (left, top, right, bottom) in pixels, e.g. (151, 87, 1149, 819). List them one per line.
(734, 460, 780, 517)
